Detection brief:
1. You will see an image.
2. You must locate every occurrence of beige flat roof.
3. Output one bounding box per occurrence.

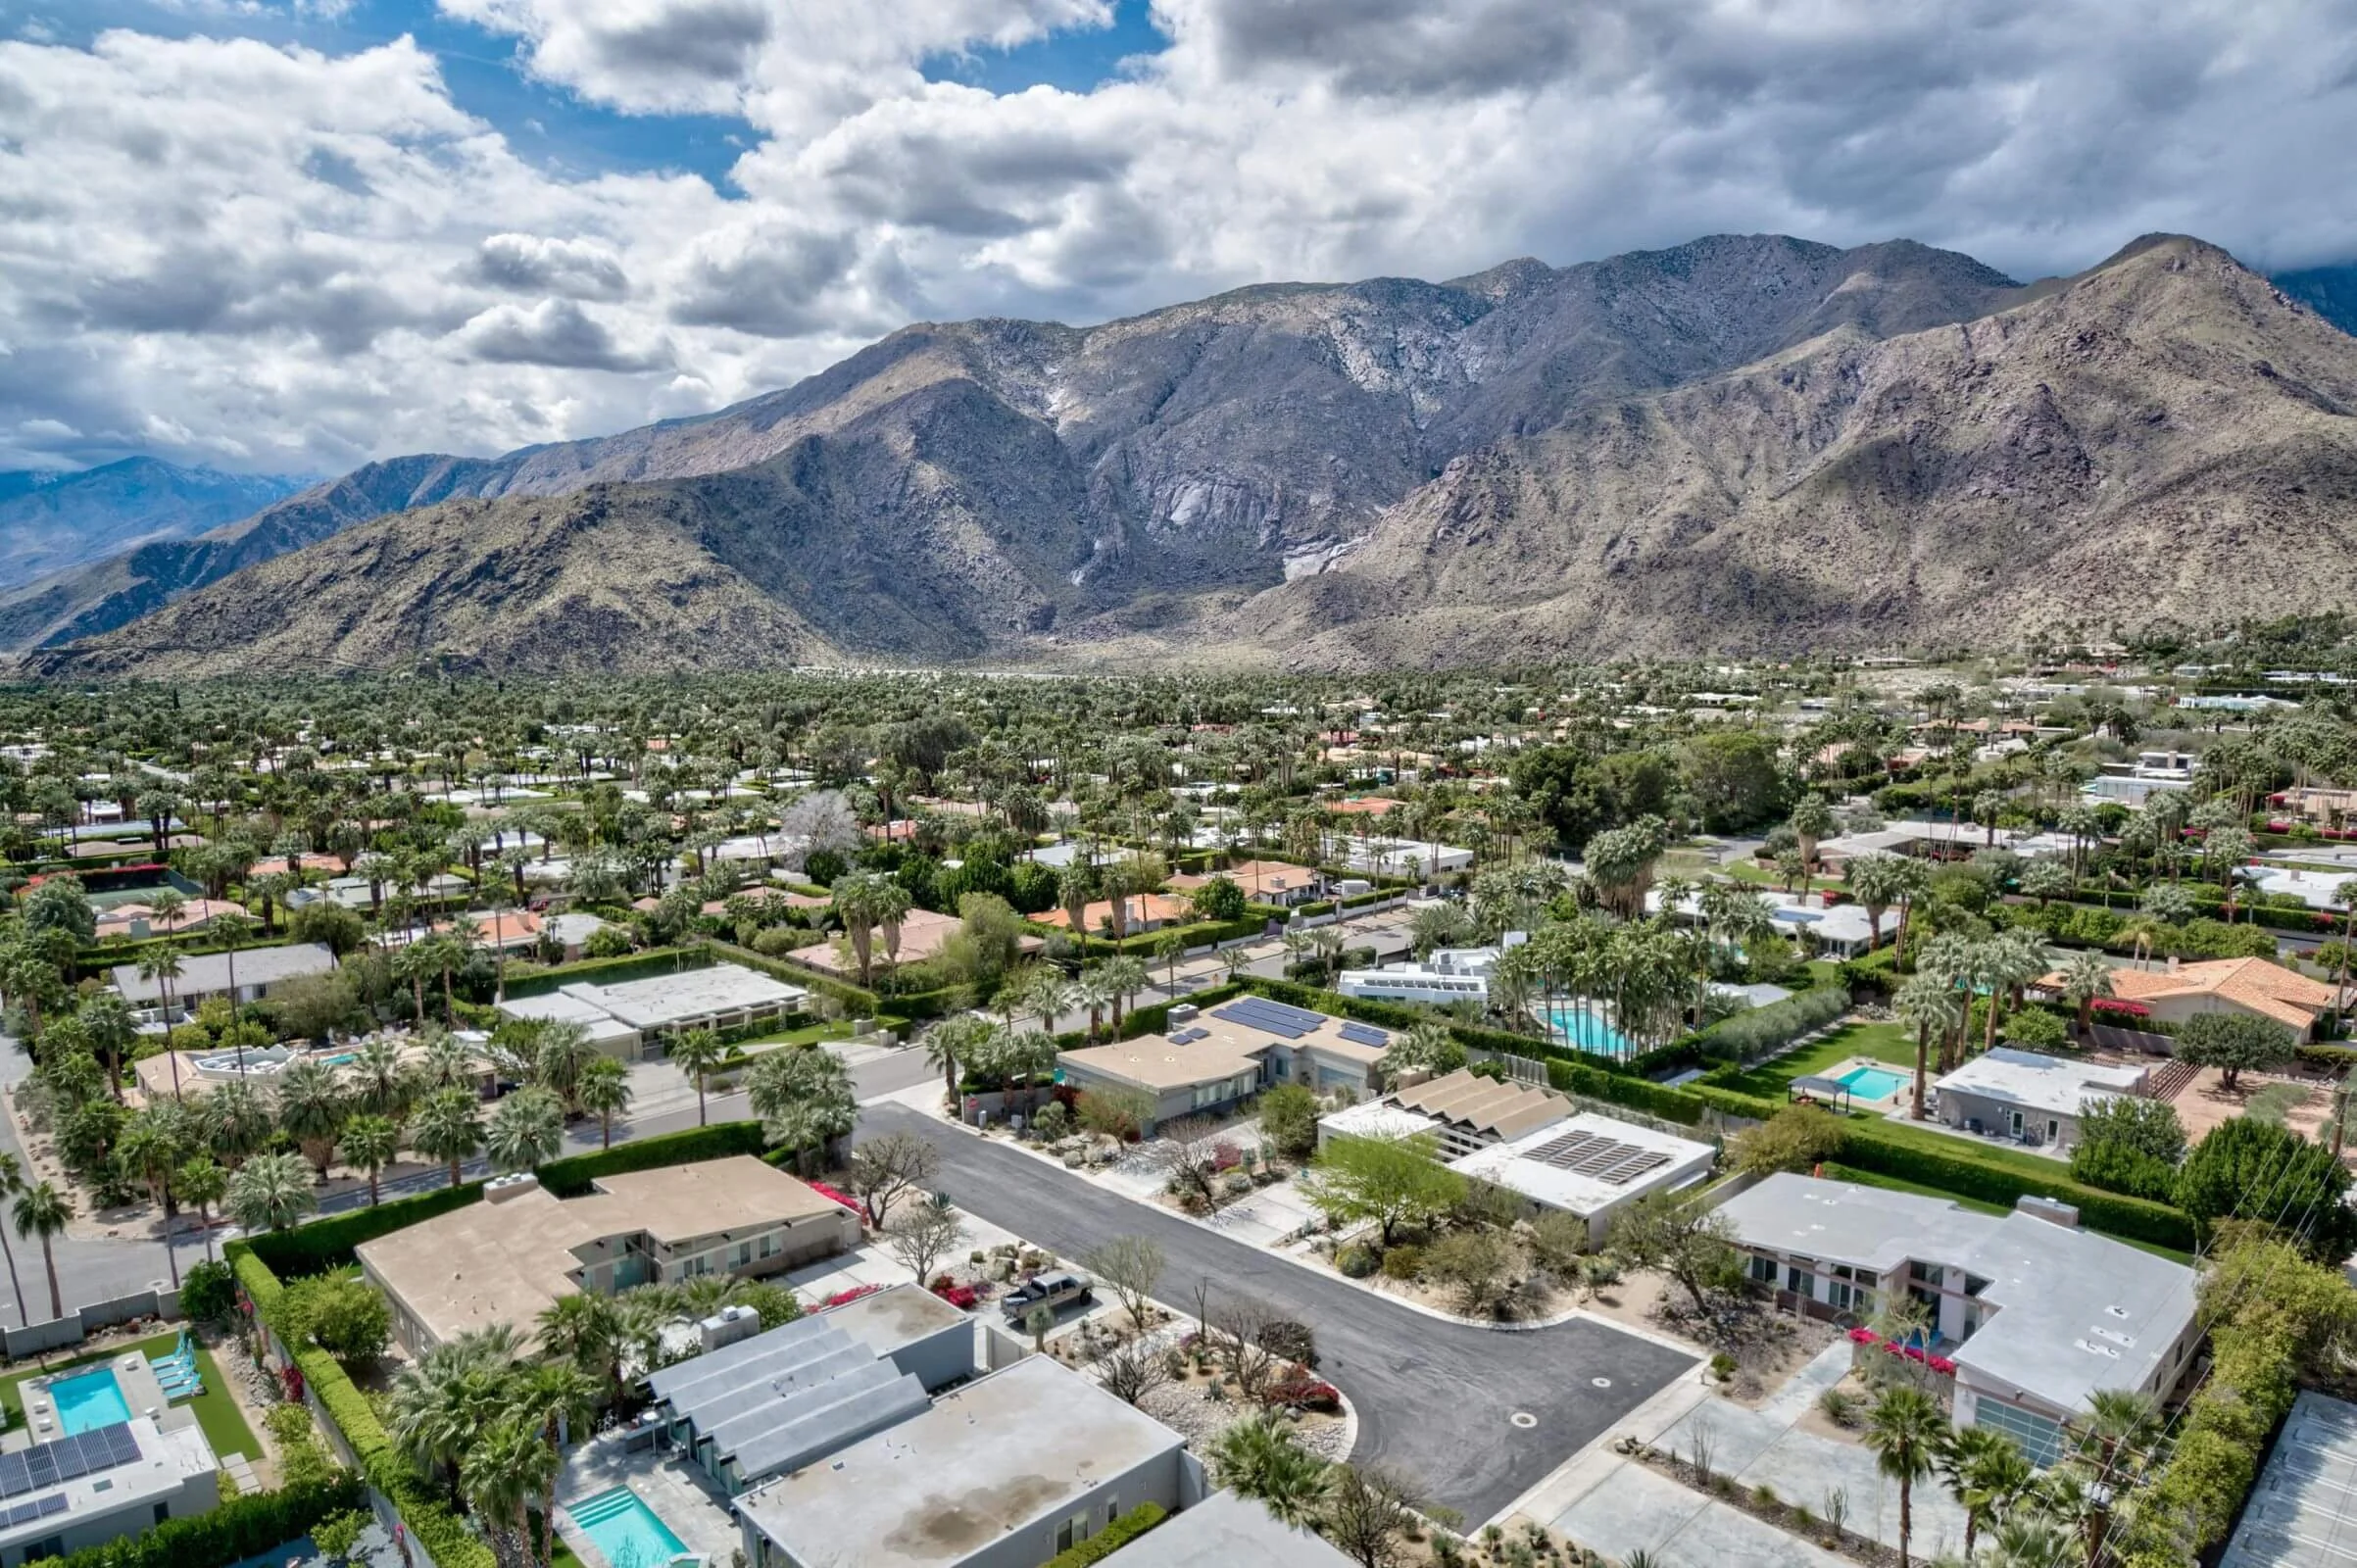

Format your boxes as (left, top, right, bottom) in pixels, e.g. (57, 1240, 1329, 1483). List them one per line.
(1058, 1033, 1266, 1092)
(358, 1156, 841, 1346)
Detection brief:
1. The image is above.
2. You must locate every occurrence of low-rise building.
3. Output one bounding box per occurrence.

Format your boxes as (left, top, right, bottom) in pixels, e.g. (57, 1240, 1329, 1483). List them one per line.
(1097, 1491, 1354, 1568)
(1446, 1113, 1717, 1246)
(2270, 785, 2357, 830)
(1350, 1068, 1574, 1159)
(1338, 942, 1507, 1006)
(1719, 1175, 2200, 1464)
(1056, 998, 1390, 1133)
(110, 941, 338, 1027)
(358, 1157, 859, 1353)
(495, 961, 810, 1059)
(733, 1356, 1195, 1568)
(0, 1416, 219, 1567)
(2035, 956, 2336, 1042)
(1931, 1049, 2149, 1151)
(1167, 859, 1324, 907)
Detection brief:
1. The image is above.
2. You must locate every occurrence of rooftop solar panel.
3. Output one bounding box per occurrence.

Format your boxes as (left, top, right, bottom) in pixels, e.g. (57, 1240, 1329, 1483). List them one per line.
(37, 1493, 67, 1518)
(28, 1448, 60, 1486)
(1337, 1023, 1390, 1047)
(0, 1451, 27, 1498)
(1210, 1004, 1307, 1040)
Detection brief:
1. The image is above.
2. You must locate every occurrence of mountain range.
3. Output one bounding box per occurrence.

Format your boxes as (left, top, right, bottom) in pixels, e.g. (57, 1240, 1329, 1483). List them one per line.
(0, 460, 307, 592)
(13, 232, 2357, 675)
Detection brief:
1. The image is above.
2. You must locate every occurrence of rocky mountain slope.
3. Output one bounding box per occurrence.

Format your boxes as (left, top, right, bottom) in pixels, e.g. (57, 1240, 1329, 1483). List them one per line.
(26, 232, 2357, 676)
(1, 234, 2019, 657)
(0, 459, 305, 589)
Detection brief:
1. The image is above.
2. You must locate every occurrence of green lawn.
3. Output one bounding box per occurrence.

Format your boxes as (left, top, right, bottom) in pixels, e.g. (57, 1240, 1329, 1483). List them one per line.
(0, 1330, 259, 1464)
(1709, 1020, 1917, 1101)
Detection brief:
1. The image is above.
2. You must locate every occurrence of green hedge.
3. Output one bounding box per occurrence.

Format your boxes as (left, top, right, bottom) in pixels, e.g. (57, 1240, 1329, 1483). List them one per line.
(537, 1122, 770, 1197)
(1043, 1503, 1168, 1568)
(29, 1472, 366, 1568)
(1546, 1058, 1710, 1126)
(1837, 1121, 2195, 1250)
(499, 945, 709, 999)
(707, 939, 958, 1021)
(1691, 985, 1851, 1063)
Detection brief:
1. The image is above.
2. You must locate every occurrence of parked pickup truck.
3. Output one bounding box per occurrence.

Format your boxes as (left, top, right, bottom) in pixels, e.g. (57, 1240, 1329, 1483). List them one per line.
(1002, 1271, 1093, 1322)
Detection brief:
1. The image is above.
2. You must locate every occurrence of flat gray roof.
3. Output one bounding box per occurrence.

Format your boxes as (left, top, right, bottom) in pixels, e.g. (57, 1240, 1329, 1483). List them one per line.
(651, 1314, 930, 1483)
(112, 942, 336, 1003)
(1719, 1174, 2196, 1415)
(561, 961, 805, 1029)
(1099, 1492, 1354, 1568)
(813, 1283, 968, 1359)
(2221, 1390, 2357, 1568)
(1934, 1048, 2146, 1119)
(735, 1356, 1184, 1568)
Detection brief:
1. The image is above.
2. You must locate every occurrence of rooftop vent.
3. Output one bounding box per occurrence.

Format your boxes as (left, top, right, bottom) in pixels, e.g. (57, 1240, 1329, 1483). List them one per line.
(483, 1173, 541, 1204)
(2014, 1195, 2079, 1229)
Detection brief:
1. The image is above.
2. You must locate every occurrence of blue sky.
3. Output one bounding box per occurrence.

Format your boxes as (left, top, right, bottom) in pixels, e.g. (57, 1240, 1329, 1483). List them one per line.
(2, 0, 1163, 190)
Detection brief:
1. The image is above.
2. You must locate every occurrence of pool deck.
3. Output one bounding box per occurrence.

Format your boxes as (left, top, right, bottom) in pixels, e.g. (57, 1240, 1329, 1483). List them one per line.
(556, 1432, 739, 1568)
(10, 1350, 198, 1451)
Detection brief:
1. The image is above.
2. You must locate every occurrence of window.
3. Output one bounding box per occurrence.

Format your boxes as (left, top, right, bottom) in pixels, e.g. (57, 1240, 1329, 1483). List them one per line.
(1786, 1263, 1814, 1298)
(155, 1502, 172, 1525)
(1975, 1399, 2066, 1468)
(1749, 1254, 1777, 1285)
(1056, 1511, 1091, 1551)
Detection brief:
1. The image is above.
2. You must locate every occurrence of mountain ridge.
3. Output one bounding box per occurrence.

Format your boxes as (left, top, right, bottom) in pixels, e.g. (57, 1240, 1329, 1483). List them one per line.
(23, 231, 2357, 676)
(0, 459, 309, 591)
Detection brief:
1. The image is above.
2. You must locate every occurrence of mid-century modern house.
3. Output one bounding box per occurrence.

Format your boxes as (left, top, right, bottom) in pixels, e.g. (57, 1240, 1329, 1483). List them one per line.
(358, 1157, 859, 1352)
(1056, 998, 1389, 1133)
(1320, 1067, 1573, 1159)
(494, 961, 810, 1060)
(732, 1356, 1199, 1568)
(1446, 1113, 1718, 1246)
(0, 1409, 219, 1568)
(1931, 1049, 2151, 1152)
(110, 942, 339, 1028)
(1719, 1175, 2200, 1465)
(1337, 939, 1517, 1007)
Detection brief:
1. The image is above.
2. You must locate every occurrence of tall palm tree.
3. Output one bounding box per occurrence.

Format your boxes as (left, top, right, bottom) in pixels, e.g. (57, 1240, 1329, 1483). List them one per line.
(536, 1293, 624, 1400)
(531, 1020, 596, 1113)
(576, 1055, 631, 1150)
(485, 1087, 565, 1173)
(667, 1027, 729, 1127)
(922, 1013, 997, 1105)
(461, 1414, 558, 1568)
(348, 1034, 410, 1116)
(0, 1152, 30, 1324)
(274, 1056, 350, 1177)
(748, 1046, 856, 1170)
(1937, 1425, 2033, 1558)
(340, 1113, 404, 1206)
(173, 1157, 228, 1263)
(2067, 1390, 2160, 1565)
(136, 944, 185, 1094)
(12, 1182, 69, 1321)
(1208, 1414, 1330, 1529)
(1099, 956, 1149, 1026)
(226, 1152, 318, 1232)
(412, 1086, 485, 1188)
(2059, 950, 2116, 1039)
(1863, 1386, 1944, 1568)
(829, 870, 902, 988)
(1893, 974, 1963, 1120)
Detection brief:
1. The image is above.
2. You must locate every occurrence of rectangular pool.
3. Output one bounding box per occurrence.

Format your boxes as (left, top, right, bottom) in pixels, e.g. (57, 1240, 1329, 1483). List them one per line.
(566, 1487, 689, 1568)
(1541, 1004, 1634, 1057)
(1837, 1065, 1909, 1101)
(48, 1367, 133, 1435)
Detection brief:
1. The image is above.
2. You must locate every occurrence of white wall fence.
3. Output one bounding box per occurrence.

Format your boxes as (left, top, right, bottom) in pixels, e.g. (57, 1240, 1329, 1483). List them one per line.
(3, 1284, 182, 1361)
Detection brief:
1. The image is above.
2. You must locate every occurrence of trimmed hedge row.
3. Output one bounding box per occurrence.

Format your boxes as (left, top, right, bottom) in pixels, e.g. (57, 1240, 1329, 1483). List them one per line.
(1546, 1058, 1710, 1126)
(1837, 1121, 2195, 1250)
(537, 1121, 768, 1197)
(707, 939, 958, 1021)
(1691, 985, 1851, 1063)
(30, 1471, 366, 1568)
(1043, 1503, 1168, 1568)
(499, 945, 708, 999)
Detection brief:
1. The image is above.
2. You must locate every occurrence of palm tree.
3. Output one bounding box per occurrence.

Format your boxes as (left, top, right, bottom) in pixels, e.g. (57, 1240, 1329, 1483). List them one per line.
(392, 939, 436, 1026)
(532, 1020, 596, 1112)
(486, 1087, 565, 1173)
(173, 1157, 228, 1263)
(667, 1027, 729, 1127)
(830, 870, 903, 988)
(0, 1152, 31, 1323)
(576, 1056, 631, 1149)
(341, 1113, 404, 1205)
(136, 944, 185, 1092)
(1862, 1386, 1944, 1568)
(1844, 853, 1906, 952)
(2067, 1390, 2159, 1565)
(1893, 973, 1963, 1120)
(1099, 956, 1149, 1026)
(226, 1152, 318, 1232)
(462, 1414, 558, 1568)
(1208, 1414, 1331, 1529)
(348, 1033, 410, 1116)
(274, 1056, 350, 1178)
(537, 1293, 624, 1399)
(922, 1013, 996, 1105)
(412, 1086, 485, 1188)
(747, 1047, 856, 1171)
(1937, 1425, 2033, 1558)
(2059, 950, 2115, 1039)
(12, 1182, 69, 1320)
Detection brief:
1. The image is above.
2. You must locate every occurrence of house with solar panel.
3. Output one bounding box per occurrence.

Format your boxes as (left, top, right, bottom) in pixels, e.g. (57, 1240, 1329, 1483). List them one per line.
(1055, 998, 1391, 1133)
(0, 1410, 218, 1564)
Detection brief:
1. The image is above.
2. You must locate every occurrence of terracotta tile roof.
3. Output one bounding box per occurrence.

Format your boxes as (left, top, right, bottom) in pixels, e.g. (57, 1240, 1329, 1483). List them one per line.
(2040, 956, 2332, 1032)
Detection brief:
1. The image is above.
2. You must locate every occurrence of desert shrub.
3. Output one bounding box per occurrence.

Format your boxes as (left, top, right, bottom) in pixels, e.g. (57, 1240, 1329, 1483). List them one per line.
(1381, 1246, 1426, 1281)
(1336, 1245, 1379, 1278)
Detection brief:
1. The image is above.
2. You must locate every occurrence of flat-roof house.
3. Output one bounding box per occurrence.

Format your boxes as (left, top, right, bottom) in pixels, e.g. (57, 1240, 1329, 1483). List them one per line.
(1095, 1491, 1353, 1568)
(1719, 1175, 2200, 1465)
(1056, 998, 1390, 1134)
(1338, 941, 1510, 1006)
(358, 1157, 858, 1353)
(1446, 1112, 1717, 1246)
(0, 1416, 219, 1567)
(1167, 859, 1325, 907)
(733, 1356, 1193, 1568)
(795, 906, 1044, 974)
(110, 942, 338, 1027)
(1033, 893, 1195, 936)
(2034, 956, 2336, 1042)
(644, 1285, 972, 1494)
(494, 961, 809, 1060)
(1932, 1049, 2149, 1152)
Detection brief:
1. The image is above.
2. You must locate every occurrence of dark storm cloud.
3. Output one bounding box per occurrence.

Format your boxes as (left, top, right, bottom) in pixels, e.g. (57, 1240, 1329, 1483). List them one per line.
(458, 299, 671, 371)
(471, 234, 633, 301)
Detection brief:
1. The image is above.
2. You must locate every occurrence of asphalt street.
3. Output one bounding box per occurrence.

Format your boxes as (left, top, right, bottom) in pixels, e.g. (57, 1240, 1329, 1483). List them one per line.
(859, 1102, 1698, 1525)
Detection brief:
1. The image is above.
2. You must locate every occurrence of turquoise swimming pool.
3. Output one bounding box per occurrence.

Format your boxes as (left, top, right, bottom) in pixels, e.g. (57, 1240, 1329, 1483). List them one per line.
(567, 1487, 689, 1568)
(1540, 1004, 1634, 1057)
(1836, 1065, 1908, 1101)
(48, 1367, 132, 1435)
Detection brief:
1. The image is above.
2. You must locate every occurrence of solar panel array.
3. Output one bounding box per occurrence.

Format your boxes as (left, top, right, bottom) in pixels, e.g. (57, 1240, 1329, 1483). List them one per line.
(1209, 999, 1333, 1040)
(1168, 1028, 1210, 1044)
(1522, 1129, 1673, 1187)
(1336, 1022, 1390, 1049)
(0, 1422, 140, 1499)
(1, 1494, 67, 1527)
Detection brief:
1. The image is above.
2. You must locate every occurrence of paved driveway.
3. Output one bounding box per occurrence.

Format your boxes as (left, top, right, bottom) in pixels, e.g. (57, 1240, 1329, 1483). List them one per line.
(859, 1104, 1698, 1525)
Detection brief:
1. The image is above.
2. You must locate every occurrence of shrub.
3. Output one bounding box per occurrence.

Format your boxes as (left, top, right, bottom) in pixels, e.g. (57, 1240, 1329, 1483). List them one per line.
(1259, 1319, 1318, 1368)
(1710, 1352, 1738, 1382)
(1257, 1083, 1321, 1160)
(1336, 1245, 1379, 1278)
(582, 926, 635, 958)
(1042, 1503, 1168, 1568)
(2176, 1115, 2357, 1260)
(1693, 985, 1851, 1063)
(270, 1274, 392, 1365)
(1263, 1377, 1343, 1413)
(33, 1474, 366, 1568)
(2000, 1005, 2069, 1052)
(177, 1257, 236, 1323)
(1380, 1246, 1426, 1281)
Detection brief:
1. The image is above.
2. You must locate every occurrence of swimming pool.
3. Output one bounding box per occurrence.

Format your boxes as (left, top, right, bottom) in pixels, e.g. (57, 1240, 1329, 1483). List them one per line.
(566, 1487, 690, 1568)
(47, 1367, 132, 1435)
(1836, 1065, 1909, 1101)
(1540, 1004, 1635, 1057)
